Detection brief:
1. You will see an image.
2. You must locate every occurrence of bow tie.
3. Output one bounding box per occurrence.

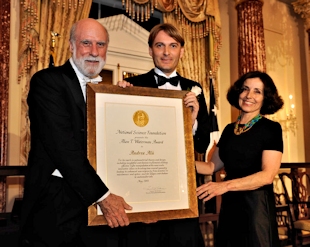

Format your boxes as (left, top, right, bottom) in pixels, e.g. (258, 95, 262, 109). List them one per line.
(155, 73, 180, 87)
(83, 75, 102, 84)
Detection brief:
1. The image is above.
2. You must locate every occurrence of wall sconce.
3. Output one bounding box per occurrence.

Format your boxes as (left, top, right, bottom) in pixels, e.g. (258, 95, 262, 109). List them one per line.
(278, 95, 297, 135)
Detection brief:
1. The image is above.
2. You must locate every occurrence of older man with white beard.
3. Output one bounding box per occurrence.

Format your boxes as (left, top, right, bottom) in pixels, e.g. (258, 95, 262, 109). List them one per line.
(20, 18, 132, 247)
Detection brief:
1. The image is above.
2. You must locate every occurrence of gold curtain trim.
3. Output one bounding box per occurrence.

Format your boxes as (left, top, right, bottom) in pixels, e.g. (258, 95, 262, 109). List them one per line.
(156, 0, 177, 12)
(173, 0, 208, 23)
(123, 0, 156, 22)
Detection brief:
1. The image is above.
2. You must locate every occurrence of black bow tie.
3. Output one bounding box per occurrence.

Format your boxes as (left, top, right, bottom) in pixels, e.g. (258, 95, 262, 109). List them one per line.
(155, 73, 180, 87)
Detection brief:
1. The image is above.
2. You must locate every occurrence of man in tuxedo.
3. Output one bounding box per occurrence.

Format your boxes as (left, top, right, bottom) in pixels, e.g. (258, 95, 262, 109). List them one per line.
(20, 18, 132, 247)
(118, 23, 209, 247)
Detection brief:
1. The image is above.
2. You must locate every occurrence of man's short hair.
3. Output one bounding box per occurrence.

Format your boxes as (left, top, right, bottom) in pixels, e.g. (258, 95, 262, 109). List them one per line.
(148, 23, 185, 47)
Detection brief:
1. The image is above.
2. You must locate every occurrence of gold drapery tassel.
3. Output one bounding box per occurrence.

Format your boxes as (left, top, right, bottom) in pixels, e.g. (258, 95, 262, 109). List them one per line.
(124, 0, 155, 22)
(52, 0, 84, 9)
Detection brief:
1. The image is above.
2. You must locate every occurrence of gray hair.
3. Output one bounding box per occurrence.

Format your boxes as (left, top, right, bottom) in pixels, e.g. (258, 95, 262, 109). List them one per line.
(69, 20, 110, 43)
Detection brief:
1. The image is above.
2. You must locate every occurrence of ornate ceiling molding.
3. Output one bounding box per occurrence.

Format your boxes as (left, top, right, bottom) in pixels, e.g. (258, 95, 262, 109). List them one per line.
(292, 0, 310, 31)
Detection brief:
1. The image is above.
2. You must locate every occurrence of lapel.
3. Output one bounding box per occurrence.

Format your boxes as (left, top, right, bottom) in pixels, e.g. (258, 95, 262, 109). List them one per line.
(178, 75, 194, 91)
(60, 60, 86, 118)
(144, 69, 158, 88)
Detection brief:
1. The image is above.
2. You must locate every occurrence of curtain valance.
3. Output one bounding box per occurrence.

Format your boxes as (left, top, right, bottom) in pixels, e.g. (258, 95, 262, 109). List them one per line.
(123, 0, 221, 38)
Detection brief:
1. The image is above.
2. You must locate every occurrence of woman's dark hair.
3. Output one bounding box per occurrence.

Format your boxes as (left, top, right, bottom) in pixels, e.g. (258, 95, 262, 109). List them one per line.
(148, 23, 185, 47)
(227, 71, 284, 115)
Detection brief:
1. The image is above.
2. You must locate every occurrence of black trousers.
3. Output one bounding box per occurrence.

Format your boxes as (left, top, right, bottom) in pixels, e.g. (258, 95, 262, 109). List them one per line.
(20, 176, 126, 247)
(20, 176, 86, 247)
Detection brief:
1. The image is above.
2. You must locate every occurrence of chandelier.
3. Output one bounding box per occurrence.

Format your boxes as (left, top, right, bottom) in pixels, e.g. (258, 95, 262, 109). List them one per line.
(272, 95, 298, 136)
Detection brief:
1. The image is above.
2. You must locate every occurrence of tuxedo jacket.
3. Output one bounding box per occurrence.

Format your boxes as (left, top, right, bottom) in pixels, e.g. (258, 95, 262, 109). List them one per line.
(126, 69, 210, 154)
(21, 60, 108, 229)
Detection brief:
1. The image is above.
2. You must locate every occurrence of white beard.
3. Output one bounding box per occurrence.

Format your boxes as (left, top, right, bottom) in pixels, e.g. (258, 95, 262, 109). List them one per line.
(72, 51, 105, 78)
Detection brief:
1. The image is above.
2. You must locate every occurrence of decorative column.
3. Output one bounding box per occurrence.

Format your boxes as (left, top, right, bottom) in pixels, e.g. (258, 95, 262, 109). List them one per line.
(292, 1, 310, 35)
(0, 0, 10, 212)
(235, 0, 266, 76)
(291, 0, 310, 163)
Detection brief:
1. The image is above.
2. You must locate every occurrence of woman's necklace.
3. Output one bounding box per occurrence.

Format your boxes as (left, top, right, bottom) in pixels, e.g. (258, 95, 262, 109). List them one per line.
(234, 113, 262, 135)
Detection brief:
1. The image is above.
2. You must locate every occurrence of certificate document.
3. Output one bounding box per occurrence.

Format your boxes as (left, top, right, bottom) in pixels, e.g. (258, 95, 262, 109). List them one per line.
(87, 84, 198, 225)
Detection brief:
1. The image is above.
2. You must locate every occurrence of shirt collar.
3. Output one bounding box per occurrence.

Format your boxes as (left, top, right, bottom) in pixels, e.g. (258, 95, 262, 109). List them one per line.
(154, 67, 177, 78)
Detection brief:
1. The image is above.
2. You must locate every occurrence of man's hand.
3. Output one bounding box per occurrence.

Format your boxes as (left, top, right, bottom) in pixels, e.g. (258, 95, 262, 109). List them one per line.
(97, 193, 132, 228)
(184, 92, 199, 126)
(117, 80, 133, 88)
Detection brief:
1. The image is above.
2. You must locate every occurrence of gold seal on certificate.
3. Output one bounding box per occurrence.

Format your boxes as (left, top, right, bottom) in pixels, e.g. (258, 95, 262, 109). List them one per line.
(133, 110, 149, 127)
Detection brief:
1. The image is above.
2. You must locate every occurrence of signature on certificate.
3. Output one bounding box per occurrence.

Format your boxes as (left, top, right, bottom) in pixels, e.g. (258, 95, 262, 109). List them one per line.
(144, 185, 166, 194)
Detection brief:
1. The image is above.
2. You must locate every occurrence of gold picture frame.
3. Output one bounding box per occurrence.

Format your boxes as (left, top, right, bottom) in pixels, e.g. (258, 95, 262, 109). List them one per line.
(87, 84, 198, 226)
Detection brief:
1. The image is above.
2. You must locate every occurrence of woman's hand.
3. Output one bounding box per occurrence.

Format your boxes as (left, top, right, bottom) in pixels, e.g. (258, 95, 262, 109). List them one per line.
(196, 181, 228, 202)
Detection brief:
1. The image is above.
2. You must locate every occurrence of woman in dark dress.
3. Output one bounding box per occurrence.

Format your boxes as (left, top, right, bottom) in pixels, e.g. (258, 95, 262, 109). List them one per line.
(196, 71, 284, 247)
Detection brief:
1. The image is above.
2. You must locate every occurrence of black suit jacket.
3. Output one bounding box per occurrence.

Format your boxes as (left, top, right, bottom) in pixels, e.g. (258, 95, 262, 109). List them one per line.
(21, 60, 108, 229)
(125, 69, 210, 153)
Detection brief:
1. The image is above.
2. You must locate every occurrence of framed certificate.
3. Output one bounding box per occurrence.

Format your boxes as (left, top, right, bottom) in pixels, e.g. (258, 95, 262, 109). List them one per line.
(87, 84, 198, 225)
